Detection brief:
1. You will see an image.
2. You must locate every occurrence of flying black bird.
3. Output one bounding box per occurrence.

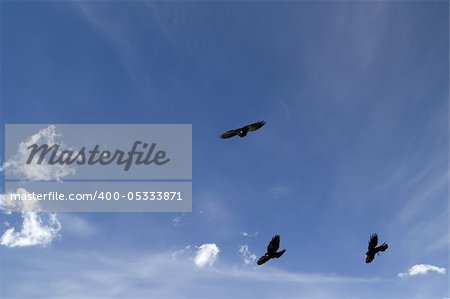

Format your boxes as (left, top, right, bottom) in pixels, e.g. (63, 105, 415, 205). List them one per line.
(365, 233, 388, 263)
(257, 234, 286, 265)
(220, 121, 266, 139)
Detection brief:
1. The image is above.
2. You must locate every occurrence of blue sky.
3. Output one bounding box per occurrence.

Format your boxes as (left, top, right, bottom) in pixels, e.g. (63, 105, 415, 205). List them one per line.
(0, 1, 448, 298)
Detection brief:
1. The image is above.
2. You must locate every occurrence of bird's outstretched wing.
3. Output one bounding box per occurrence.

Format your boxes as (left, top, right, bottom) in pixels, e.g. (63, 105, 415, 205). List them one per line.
(221, 121, 265, 139)
(376, 242, 388, 252)
(220, 130, 238, 139)
(368, 234, 378, 250)
(267, 235, 280, 255)
(246, 121, 266, 132)
(273, 249, 286, 259)
(257, 255, 271, 266)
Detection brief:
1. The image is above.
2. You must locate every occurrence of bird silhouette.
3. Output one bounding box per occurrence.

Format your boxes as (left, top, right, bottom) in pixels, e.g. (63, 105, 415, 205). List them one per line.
(365, 233, 388, 263)
(257, 234, 286, 265)
(220, 121, 265, 139)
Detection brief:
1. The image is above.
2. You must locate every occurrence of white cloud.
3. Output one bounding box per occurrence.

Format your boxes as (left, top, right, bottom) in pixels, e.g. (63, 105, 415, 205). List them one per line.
(0, 190, 62, 248)
(194, 243, 220, 268)
(398, 264, 446, 278)
(241, 231, 258, 237)
(239, 245, 257, 265)
(171, 215, 182, 226)
(0, 211, 61, 247)
(0, 188, 41, 213)
(0, 126, 75, 247)
(172, 243, 220, 268)
(0, 189, 61, 247)
(2, 125, 76, 181)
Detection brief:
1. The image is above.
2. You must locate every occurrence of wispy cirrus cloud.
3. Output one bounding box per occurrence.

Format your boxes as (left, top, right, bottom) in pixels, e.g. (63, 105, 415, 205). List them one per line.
(171, 213, 187, 227)
(238, 244, 257, 265)
(398, 264, 446, 278)
(241, 231, 258, 238)
(172, 216, 182, 226)
(1, 249, 388, 299)
(59, 214, 97, 237)
(267, 185, 290, 200)
(71, 2, 139, 78)
(171, 245, 192, 261)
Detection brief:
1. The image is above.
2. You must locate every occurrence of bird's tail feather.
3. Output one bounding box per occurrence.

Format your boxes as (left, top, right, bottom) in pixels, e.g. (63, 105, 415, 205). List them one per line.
(257, 255, 271, 265)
